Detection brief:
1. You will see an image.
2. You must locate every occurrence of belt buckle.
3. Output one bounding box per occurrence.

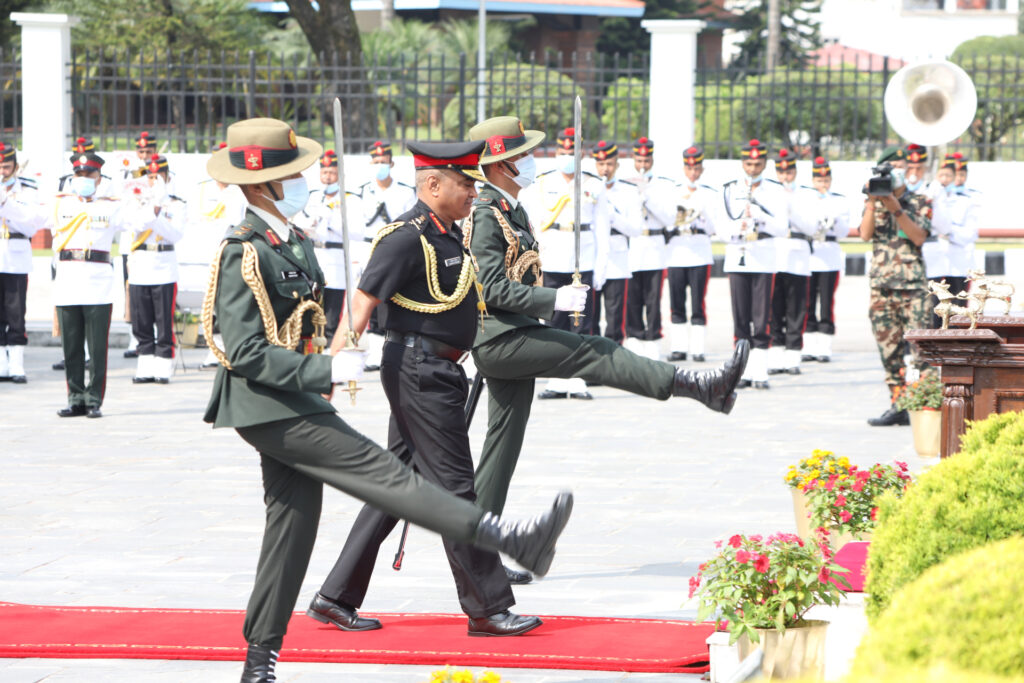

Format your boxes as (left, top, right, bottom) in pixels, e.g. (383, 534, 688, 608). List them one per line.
(744, 232, 758, 242)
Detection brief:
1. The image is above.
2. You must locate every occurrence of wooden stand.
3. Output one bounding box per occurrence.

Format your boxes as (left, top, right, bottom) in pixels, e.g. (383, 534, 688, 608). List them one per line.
(905, 316, 1024, 459)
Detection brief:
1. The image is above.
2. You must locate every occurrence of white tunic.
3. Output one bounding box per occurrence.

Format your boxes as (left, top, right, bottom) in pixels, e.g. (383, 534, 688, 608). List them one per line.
(359, 178, 417, 238)
(521, 170, 601, 274)
(0, 178, 47, 274)
(720, 178, 789, 274)
(126, 195, 186, 286)
(666, 183, 718, 268)
(793, 190, 851, 273)
(49, 195, 128, 306)
(594, 178, 643, 285)
(775, 185, 812, 277)
(297, 188, 365, 290)
(626, 175, 674, 273)
(924, 187, 980, 279)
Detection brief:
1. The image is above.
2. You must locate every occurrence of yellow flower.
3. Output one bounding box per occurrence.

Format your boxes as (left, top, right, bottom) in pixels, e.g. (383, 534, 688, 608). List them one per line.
(838, 456, 850, 468)
(452, 671, 475, 683)
(785, 470, 798, 482)
(480, 673, 502, 683)
(809, 469, 820, 481)
(430, 671, 450, 683)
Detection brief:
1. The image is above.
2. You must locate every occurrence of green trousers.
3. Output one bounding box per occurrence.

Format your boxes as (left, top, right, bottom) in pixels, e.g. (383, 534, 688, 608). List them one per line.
(472, 325, 677, 515)
(58, 304, 112, 408)
(235, 412, 485, 650)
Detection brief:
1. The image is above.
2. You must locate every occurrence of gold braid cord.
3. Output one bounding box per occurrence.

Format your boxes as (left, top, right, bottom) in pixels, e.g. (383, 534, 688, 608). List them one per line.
(201, 240, 327, 371)
(465, 205, 542, 284)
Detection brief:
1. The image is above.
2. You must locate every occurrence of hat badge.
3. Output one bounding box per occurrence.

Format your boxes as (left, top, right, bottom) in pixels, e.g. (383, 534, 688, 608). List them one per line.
(909, 152, 920, 162)
(247, 153, 260, 169)
(750, 149, 759, 159)
(288, 130, 297, 149)
(78, 155, 88, 164)
(517, 120, 525, 135)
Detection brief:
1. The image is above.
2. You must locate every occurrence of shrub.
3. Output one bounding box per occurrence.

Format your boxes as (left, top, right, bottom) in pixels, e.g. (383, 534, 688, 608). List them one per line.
(599, 76, 648, 142)
(855, 537, 1024, 679)
(864, 410, 1024, 619)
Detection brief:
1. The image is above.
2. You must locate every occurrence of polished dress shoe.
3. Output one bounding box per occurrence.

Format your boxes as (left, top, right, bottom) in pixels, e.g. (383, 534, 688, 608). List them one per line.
(537, 389, 567, 400)
(240, 643, 278, 683)
(123, 349, 138, 359)
(10, 374, 26, 384)
(672, 339, 749, 414)
(817, 355, 831, 363)
(468, 610, 542, 637)
(669, 351, 687, 361)
(474, 491, 573, 578)
(364, 363, 380, 372)
(504, 565, 533, 584)
(569, 391, 593, 400)
(154, 377, 170, 385)
(57, 405, 87, 418)
(306, 593, 382, 631)
(87, 407, 103, 418)
(132, 376, 155, 384)
(753, 380, 770, 390)
(200, 361, 220, 369)
(737, 379, 752, 389)
(786, 367, 801, 375)
(52, 360, 65, 371)
(868, 406, 909, 426)
(801, 353, 816, 362)
(692, 354, 705, 362)
(767, 367, 785, 375)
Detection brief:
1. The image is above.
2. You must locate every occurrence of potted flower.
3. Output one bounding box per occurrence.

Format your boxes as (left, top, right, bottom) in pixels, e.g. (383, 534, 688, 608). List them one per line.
(174, 310, 201, 349)
(691, 533, 847, 679)
(894, 369, 943, 457)
(784, 450, 852, 541)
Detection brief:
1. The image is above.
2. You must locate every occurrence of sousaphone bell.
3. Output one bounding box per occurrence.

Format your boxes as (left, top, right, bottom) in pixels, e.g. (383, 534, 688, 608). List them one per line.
(883, 60, 978, 146)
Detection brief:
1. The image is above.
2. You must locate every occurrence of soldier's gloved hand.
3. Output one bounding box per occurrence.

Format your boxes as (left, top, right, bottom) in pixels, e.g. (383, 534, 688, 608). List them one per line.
(554, 284, 589, 312)
(331, 348, 367, 384)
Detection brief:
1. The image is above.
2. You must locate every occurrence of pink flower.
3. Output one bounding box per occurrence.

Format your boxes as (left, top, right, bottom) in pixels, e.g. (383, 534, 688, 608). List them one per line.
(896, 461, 908, 472)
(874, 470, 883, 479)
(714, 540, 722, 549)
(851, 479, 864, 492)
(753, 554, 770, 573)
(871, 507, 878, 521)
(750, 535, 763, 543)
(736, 550, 752, 564)
(818, 567, 831, 582)
(728, 535, 743, 548)
(840, 510, 853, 523)
(856, 470, 871, 481)
(834, 495, 847, 507)
(688, 575, 700, 598)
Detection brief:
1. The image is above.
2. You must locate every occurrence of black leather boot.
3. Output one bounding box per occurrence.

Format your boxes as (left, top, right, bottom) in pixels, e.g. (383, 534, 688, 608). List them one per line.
(240, 643, 278, 683)
(672, 339, 749, 414)
(474, 491, 573, 578)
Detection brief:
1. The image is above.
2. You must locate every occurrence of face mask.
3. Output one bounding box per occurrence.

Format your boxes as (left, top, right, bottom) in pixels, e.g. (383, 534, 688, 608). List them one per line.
(745, 172, 763, 185)
(71, 175, 96, 198)
(781, 180, 794, 191)
(375, 164, 391, 182)
(271, 176, 309, 218)
(817, 190, 829, 199)
(324, 182, 340, 195)
(559, 156, 575, 176)
(643, 169, 653, 179)
(510, 155, 537, 189)
(904, 173, 923, 192)
(2, 175, 16, 189)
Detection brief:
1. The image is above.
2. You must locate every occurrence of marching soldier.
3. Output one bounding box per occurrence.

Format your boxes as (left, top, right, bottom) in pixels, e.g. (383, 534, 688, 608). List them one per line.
(57, 137, 113, 193)
(0, 142, 46, 383)
(861, 152, 932, 426)
(126, 154, 186, 384)
(465, 116, 748, 555)
(801, 156, 850, 363)
(296, 149, 363, 345)
(50, 150, 132, 418)
(625, 136, 674, 361)
(200, 118, 572, 682)
(357, 140, 416, 371)
(520, 126, 603, 400)
(309, 140, 545, 639)
(666, 145, 718, 362)
(592, 140, 642, 345)
(720, 139, 789, 389)
(767, 148, 811, 376)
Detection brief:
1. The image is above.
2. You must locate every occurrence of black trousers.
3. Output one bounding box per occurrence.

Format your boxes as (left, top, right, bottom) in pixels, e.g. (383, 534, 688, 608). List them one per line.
(770, 272, 810, 351)
(319, 340, 513, 618)
(129, 283, 176, 358)
(626, 269, 664, 340)
(597, 278, 628, 343)
(668, 265, 710, 326)
(728, 272, 774, 350)
(322, 287, 345, 346)
(58, 303, 112, 408)
(928, 276, 969, 329)
(806, 271, 840, 335)
(544, 270, 597, 335)
(0, 272, 28, 346)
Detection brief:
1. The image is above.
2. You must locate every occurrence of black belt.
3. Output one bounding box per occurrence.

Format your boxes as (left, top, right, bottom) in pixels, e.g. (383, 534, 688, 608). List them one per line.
(3, 233, 28, 240)
(788, 231, 813, 241)
(640, 227, 664, 236)
(555, 223, 591, 232)
(823, 236, 838, 242)
(732, 232, 773, 242)
(134, 243, 175, 252)
(669, 227, 708, 236)
(363, 236, 375, 243)
(385, 330, 468, 363)
(314, 240, 345, 249)
(59, 249, 112, 264)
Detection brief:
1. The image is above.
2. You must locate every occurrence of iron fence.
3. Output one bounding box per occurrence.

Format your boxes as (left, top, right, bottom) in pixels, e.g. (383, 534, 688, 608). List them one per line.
(0, 48, 21, 149)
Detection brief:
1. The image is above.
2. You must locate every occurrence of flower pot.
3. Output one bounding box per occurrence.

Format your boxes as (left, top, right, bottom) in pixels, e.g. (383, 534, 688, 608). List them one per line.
(909, 408, 941, 458)
(178, 321, 200, 349)
(737, 620, 828, 680)
(790, 487, 812, 543)
(706, 630, 741, 683)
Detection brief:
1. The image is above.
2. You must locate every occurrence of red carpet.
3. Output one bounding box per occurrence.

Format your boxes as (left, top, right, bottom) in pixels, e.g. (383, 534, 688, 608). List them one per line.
(0, 602, 711, 673)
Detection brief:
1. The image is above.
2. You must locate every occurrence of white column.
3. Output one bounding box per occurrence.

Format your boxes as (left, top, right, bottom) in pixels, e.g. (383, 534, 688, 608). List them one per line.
(642, 19, 705, 167)
(11, 13, 79, 187)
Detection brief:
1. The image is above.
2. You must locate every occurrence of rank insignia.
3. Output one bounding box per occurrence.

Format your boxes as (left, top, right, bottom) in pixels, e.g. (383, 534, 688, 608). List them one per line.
(499, 198, 510, 212)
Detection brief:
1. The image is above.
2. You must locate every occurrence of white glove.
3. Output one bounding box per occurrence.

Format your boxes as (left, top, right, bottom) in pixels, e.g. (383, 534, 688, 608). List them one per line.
(554, 284, 590, 312)
(331, 348, 367, 384)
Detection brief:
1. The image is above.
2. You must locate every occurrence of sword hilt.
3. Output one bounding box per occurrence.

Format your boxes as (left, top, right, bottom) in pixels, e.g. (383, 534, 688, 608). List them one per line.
(571, 270, 585, 328)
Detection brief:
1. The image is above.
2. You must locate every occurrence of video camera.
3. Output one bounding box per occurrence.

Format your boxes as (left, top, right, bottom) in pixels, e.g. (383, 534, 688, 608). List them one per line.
(866, 163, 895, 196)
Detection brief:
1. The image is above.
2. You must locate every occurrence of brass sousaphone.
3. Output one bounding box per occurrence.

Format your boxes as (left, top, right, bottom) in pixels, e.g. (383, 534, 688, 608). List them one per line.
(883, 60, 978, 146)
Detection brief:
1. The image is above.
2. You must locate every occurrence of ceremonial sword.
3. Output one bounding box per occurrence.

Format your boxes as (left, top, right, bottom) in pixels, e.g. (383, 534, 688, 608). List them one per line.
(333, 97, 361, 405)
(571, 95, 584, 328)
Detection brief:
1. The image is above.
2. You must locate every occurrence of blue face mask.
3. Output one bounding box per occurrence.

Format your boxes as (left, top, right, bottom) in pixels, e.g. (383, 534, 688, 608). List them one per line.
(71, 175, 96, 198)
(904, 174, 924, 193)
(324, 182, 340, 195)
(271, 176, 309, 219)
(2, 175, 16, 189)
(817, 190, 829, 199)
(746, 173, 763, 185)
(559, 156, 575, 175)
(375, 164, 391, 182)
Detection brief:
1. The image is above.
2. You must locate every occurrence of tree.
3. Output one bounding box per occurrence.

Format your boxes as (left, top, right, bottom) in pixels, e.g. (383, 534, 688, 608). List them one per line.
(951, 36, 1024, 161)
(728, 0, 822, 73)
(597, 0, 705, 57)
(0, 0, 43, 50)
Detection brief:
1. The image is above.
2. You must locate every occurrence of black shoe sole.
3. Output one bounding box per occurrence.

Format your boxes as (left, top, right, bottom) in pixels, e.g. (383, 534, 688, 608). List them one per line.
(305, 608, 382, 631)
(468, 618, 543, 637)
(527, 492, 573, 578)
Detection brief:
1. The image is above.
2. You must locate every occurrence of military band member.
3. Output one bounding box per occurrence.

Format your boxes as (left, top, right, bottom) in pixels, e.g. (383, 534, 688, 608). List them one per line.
(0, 142, 46, 383)
(721, 139, 788, 388)
(126, 154, 185, 384)
(666, 145, 718, 362)
(465, 116, 748, 548)
(521, 126, 602, 400)
(592, 140, 642, 345)
(625, 136, 673, 361)
(861, 153, 932, 427)
(201, 119, 572, 683)
(50, 151, 130, 418)
(767, 148, 811, 376)
(57, 137, 113, 193)
(801, 156, 849, 363)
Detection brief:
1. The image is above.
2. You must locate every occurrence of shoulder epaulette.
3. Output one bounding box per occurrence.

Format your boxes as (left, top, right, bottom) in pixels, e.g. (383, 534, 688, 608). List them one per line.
(699, 183, 717, 192)
(225, 215, 262, 242)
(764, 178, 782, 186)
(345, 190, 360, 198)
(656, 175, 674, 182)
(582, 171, 601, 179)
(18, 177, 37, 189)
(723, 179, 739, 188)
(167, 194, 185, 203)
(474, 196, 493, 205)
(618, 179, 637, 187)
(537, 169, 556, 178)
(830, 191, 845, 198)
(397, 181, 415, 190)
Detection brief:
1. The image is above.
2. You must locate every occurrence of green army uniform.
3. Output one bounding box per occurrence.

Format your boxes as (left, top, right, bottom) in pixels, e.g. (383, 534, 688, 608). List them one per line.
(867, 192, 932, 388)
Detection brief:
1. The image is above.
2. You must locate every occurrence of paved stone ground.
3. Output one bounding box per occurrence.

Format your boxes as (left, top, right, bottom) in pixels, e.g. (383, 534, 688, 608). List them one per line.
(2, 274, 943, 682)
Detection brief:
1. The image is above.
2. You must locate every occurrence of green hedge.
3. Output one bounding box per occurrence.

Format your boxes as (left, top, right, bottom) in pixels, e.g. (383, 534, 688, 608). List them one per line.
(864, 410, 1024, 619)
(855, 537, 1024, 678)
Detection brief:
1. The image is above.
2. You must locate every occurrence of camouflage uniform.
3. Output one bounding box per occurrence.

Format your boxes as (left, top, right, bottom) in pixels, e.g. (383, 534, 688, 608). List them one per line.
(867, 192, 932, 387)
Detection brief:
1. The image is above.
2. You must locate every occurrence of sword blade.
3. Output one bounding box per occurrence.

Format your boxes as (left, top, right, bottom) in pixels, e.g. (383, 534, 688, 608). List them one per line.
(333, 98, 356, 334)
(573, 96, 582, 274)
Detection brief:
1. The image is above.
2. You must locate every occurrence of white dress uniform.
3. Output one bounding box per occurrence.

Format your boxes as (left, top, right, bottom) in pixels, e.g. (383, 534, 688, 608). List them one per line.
(666, 182, 718, 360)
(923, 183, 979, 327)
(593, 177, 642, 344)
(768, 183, 814, 373)
(799, 188, 850, 361)
(622, 174, 673, 358)
(0, 176, 47, 380)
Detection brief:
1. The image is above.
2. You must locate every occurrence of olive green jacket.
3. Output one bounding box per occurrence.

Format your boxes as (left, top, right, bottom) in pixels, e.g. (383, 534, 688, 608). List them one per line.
(203, 210, 335, 429)
(467, 184, 557, 348)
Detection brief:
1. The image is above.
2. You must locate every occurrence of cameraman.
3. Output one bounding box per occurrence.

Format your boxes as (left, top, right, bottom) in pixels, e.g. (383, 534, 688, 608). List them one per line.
(860, 154, 932, 427)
